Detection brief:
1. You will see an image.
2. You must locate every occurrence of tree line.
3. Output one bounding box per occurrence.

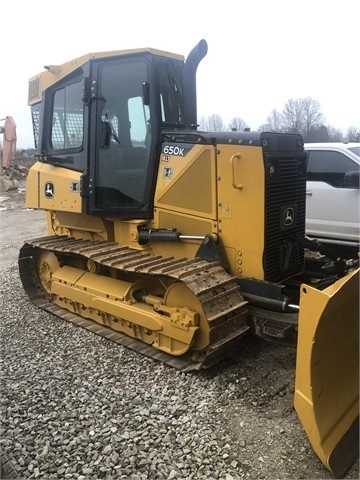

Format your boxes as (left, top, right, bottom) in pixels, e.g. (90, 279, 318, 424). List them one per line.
(199, 97, 359, 142)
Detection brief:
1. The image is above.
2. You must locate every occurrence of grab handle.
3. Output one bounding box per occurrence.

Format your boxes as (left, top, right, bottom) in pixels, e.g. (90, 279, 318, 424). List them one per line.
(231, 154, 243, 190)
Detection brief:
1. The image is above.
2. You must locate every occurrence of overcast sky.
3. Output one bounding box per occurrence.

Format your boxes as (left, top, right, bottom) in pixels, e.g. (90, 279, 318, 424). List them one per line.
(1, 0, 358, 149)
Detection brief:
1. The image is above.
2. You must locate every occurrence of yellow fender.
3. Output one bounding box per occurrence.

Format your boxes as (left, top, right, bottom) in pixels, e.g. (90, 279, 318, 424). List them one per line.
(295, 268, 359, 478)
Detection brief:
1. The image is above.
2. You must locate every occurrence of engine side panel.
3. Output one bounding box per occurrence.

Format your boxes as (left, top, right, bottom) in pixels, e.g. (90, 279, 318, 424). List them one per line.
(26, 161, 82, 213)
(217, 144, 265, 279)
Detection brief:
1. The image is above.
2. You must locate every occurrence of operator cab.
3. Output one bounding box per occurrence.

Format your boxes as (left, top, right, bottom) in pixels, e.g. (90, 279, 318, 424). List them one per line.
(29, 43, 207, 218)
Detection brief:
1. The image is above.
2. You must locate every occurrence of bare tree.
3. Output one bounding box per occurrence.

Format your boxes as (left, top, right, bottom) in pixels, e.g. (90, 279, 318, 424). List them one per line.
(282, 99, 304, 134)
(305, 124, 329, 142)
(198, 100, 356, 142)
(346, 126, 360, 142)
(264, 109, 284, 132)
(199, 114, 225, 131)
(301, 97, 324, 138)
(228, 117, 248, 132)
(326, 125, 344, 142)
(280, 97, 325, 140)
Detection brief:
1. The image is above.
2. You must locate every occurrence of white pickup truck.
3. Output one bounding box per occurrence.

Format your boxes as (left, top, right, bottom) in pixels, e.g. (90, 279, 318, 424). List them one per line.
(304, 142, 360, 251)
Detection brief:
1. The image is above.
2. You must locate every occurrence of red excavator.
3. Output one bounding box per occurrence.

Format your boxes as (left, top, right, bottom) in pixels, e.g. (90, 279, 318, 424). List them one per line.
(0, 115, 17, 170)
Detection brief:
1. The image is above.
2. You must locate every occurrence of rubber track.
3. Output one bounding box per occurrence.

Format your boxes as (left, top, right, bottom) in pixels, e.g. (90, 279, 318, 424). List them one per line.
(18, 236, 249, 372)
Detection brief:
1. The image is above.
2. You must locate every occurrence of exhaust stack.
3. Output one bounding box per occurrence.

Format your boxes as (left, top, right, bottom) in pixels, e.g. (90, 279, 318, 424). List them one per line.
(183, 39, 208, 129)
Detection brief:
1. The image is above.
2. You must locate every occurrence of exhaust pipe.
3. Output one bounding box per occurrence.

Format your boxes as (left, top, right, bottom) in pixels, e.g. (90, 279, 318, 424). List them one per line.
(183, 39, 208, 129)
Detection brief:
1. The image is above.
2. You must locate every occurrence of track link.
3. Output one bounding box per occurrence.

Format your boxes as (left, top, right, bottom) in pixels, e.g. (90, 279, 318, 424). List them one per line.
(19, 235, 249, 371)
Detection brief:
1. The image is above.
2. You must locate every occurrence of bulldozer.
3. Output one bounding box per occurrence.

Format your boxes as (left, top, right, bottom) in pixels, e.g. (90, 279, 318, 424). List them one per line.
(19, 40, 359, 477)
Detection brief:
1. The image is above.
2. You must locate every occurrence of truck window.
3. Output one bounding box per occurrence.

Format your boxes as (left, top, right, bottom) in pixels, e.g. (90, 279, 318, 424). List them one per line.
(307, 150, 359, 187)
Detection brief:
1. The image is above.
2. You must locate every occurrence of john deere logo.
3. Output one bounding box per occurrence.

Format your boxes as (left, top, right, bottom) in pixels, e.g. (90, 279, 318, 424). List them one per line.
(45, 182, 54, 199)
(284, 207, 294, 226)
(280, 205, 297, 230)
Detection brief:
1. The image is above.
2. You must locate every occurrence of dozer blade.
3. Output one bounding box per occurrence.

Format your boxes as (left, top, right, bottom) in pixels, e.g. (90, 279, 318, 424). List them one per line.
(294, 268, 359, 478)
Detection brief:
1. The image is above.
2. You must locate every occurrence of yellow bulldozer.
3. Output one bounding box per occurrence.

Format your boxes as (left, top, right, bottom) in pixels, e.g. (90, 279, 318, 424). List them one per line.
(19, 40, 359, 477)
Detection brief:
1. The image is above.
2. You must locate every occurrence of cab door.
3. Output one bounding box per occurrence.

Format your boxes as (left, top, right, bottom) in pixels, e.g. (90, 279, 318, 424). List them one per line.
(87, 57, 154, 218)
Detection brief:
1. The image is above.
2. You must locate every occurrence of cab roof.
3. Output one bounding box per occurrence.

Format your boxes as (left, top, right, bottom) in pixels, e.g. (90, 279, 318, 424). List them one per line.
(28, 47, 184, 105)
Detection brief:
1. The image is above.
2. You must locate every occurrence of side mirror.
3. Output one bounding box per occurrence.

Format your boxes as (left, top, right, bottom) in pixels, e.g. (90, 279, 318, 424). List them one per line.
(343, 171, 360, 188)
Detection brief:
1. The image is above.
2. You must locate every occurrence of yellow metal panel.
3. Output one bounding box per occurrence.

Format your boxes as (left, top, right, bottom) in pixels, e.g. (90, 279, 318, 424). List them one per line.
(48, 211, 112, 241)
(154, 210, 213, 234)
(155, 145, 217, 219)
(217, 145, 265, 279)
(52, 270, 162, 331)
(50, 266, 199, 353)
(25, 161, 42, 208)
(26, 163, 82, 213)
(294, 268, 359, 478)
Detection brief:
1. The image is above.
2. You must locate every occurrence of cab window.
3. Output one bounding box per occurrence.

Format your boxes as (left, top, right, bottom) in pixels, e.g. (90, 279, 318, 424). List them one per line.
(51, 82, 84, 150)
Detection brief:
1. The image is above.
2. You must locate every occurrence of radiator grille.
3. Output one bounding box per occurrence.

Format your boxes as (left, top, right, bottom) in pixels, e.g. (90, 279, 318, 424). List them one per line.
(264, 155, 307, 282)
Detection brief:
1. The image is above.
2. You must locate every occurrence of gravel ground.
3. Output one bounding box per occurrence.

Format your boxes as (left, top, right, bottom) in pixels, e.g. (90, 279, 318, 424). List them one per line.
(0, 180, 359, 480)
